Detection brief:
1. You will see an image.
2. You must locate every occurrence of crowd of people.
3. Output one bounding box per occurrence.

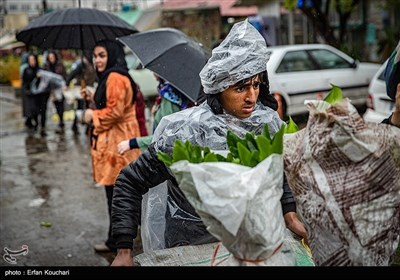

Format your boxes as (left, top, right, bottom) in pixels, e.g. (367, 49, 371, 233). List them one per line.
(16, 19, 400, 266)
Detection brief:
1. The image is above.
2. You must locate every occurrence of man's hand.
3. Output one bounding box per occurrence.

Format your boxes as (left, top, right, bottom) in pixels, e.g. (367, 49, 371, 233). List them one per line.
(284, 211, 309, 245)
(390, 83, 400, 127)
(111, 249, 133, 266)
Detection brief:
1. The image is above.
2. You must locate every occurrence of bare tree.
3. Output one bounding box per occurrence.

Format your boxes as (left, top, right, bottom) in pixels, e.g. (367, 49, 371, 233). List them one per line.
(285, 0, 361, 48)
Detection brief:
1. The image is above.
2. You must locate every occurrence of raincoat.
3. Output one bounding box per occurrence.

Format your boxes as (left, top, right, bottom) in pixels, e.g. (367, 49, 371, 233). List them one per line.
(112, 101, 295, 251)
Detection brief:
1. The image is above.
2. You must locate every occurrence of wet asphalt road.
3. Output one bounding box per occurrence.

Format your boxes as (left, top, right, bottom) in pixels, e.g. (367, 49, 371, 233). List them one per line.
(0, 86, 124, 266)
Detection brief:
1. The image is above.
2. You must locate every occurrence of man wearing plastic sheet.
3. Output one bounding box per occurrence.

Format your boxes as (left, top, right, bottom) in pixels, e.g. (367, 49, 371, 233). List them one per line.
(110, 20, 307, 266)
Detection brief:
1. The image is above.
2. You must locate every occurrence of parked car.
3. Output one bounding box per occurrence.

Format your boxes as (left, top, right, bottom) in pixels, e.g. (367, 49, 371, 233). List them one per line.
(363, 60, 395, 123)
(266, 44, 381, 118)
(125, 52, 159, 100)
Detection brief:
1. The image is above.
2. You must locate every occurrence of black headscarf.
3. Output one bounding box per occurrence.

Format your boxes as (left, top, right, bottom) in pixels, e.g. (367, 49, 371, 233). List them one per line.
(23, 53, 40, 90)
(45, 50, 58, 73)
(93, 39, 137, 109)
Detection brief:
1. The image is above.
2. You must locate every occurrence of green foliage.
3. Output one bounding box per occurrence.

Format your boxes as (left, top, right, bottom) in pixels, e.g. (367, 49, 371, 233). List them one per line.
(157, 120, 300, 168)
(284, 0, 297, 9)
(0, 55, 21, 84)
(337, 0, 354, 13)
(338, 43, 363, 61)
(284, 0, 355, 11)
(324, 84, 344, 104)
(284, 117, 299, 134)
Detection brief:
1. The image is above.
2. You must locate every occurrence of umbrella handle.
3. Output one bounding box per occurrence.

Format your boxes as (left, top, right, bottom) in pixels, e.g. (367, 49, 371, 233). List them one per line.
(80, 79, 86, 89)
(80, 80, 88, 109)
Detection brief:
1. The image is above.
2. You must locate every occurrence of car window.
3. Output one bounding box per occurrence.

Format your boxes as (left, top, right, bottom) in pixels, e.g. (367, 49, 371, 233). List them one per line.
(276, 50, 316, 73)
(309, 49, 351, 69)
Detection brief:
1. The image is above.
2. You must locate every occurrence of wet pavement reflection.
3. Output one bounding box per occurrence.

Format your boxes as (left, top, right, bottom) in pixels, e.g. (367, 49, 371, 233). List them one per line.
(0, 88, 115, 266)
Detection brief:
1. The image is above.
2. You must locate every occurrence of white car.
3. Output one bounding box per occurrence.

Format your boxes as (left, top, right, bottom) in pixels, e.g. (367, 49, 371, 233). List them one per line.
(266, 44, 381, 118)
(125, 53, 159, 100)
(363, 60, 394, 123)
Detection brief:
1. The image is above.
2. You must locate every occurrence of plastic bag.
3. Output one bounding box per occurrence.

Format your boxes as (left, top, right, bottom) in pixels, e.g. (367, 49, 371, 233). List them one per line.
(170, 154, 295, 266)
(284, 98, 400, 266)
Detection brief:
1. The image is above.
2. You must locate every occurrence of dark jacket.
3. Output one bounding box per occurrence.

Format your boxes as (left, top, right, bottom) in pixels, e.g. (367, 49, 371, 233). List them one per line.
(112, 143, 296, 249)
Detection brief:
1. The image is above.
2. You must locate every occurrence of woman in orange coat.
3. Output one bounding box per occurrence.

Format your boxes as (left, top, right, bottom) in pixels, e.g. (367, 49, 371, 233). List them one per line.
(80, 39, 141, 252)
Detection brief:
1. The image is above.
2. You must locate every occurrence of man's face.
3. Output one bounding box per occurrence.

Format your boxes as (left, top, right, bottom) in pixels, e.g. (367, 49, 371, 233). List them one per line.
(219, 75, 260, 119)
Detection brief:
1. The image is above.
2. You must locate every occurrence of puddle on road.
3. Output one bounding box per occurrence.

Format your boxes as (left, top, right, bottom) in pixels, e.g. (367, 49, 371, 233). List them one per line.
(25, 135, 49, 155)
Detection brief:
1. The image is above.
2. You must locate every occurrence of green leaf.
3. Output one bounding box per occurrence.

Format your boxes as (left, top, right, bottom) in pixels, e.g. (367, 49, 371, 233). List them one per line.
(40, 221, 52, 228)
(203, 146, 211, 156)
(216, 154, 228, 162)
(227, 130, 240, 158)
(172, 140, 190, 162)
(191, 145, 203, 163)
(245, 132, 258, 152)
(324, 84, 344, 105)
(204, 152, 218, 162)
(271, 126, 284, 155)
(157, 151, 173, 166)
(232, 158, 241, 164)
(256, 134, 272, 161)
(284, 116, 299, 134)
(185, 140, 192, 156)
(237, 142, 252, 167)
(262, 124, 271, 140)
(226, 153, 234, 162)
(249, 150, 260, 167)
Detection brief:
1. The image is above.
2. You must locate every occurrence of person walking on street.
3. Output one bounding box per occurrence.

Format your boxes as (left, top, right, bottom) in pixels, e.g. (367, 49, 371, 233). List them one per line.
(44, 50, 67, 132)
(79, 39, 142, 253)
(65, 51, 97, 134)
(22, 53, 50, 136)
(110, 20, 307, 266)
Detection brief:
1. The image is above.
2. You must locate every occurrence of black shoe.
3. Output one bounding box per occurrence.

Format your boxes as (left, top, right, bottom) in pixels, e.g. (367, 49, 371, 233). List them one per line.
(55, 127, 65, 134)
(25, 120, 34, 129)
(72, 124, 79, 135)
(40, 129, 47, 136)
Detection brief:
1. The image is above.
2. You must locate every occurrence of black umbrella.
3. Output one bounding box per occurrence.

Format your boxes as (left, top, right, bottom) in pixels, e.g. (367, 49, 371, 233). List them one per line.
(16, 8, 137, 51)
(118, 28, 209, 103)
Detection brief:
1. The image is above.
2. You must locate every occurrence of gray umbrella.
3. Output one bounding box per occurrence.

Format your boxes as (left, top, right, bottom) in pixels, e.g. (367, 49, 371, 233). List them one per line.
(16, 8, 137, 51)
(118, 28, 209, 103)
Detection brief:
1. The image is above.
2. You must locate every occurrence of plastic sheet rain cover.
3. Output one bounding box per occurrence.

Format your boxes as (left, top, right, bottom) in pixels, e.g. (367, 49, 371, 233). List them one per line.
(170, 154, 295, 266)
(284, 99, 400, 266)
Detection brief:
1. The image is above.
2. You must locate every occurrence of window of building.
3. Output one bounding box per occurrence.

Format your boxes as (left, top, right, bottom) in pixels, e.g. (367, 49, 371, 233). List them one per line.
(21, 4, 30, 12)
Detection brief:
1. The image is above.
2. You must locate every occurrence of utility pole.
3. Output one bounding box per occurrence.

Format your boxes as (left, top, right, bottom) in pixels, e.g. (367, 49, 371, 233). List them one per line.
(2, 0, 8, 15)
(42, 0, 48, 14)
